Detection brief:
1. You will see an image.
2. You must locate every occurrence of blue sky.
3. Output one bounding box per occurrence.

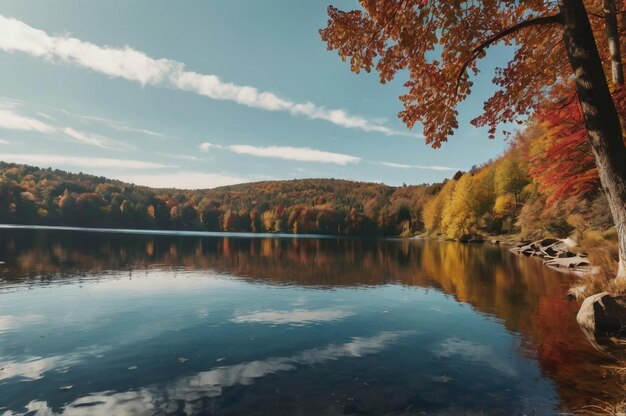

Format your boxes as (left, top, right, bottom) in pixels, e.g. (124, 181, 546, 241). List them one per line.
(0, 1, 514, 189)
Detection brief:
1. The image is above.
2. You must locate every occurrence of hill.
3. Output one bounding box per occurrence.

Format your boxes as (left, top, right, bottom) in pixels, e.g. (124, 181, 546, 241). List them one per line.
(0, 162, 437, 236)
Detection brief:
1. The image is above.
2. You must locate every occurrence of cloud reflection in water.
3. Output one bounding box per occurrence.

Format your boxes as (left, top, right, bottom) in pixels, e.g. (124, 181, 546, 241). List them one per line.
(231, 308, 353, 325)
(12, 331, 412, 416)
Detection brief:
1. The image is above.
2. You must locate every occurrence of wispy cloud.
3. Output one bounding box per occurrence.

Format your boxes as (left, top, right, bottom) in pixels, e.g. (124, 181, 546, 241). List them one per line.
(59, 109, 168, 139)
(116, 171, 248, 189)
(154, 152, 205, 162)
(0, 15, 421, 137)
(0, 153, 175, 169)
(0, 107, 55, 134)
(0, 139, 9, 145)
(380, 161, 458, 171)
(0, 106, 130, 150)
(61, 127, 123, 149)
(199, 142, 360, 165)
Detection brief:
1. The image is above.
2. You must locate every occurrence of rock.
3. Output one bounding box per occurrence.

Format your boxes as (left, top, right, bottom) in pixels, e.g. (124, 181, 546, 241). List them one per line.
(510, 238, 593, 274)
(538, 238, 560, 247)
(544, 256, 589, 269)
(490, 239, 500, 244)
(577, 292, 626, 336)
(541, 246, 559, 257)
(562, 237, 578, 248)
(458, 234, 473, 242)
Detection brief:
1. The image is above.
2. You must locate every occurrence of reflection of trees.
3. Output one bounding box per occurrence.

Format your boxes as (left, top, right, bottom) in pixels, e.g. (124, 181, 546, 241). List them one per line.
(0, 229, 621, 410)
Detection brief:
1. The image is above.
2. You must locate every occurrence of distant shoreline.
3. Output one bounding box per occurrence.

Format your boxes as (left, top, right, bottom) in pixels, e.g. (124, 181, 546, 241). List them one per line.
(0, 224, 408, 241)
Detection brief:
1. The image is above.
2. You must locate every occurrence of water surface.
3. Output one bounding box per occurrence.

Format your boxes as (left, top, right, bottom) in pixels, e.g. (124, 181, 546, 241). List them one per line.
(0, 228, 620, 415)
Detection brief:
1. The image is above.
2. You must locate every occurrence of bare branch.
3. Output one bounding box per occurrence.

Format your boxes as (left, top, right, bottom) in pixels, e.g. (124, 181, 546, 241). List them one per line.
(455, 13, 563, 95)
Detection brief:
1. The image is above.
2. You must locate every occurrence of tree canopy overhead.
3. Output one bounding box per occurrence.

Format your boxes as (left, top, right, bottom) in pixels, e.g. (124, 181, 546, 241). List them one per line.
(320, 0, 620, 145)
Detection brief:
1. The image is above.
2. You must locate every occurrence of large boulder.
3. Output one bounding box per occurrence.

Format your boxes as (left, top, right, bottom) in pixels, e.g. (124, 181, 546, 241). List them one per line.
(577, 292, 626, 336)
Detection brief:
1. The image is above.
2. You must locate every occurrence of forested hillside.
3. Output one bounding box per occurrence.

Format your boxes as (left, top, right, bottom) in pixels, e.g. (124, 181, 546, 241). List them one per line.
(422, 87, 625, 255)
(0, 162, 436, 236)
(1, 81, 623, 243)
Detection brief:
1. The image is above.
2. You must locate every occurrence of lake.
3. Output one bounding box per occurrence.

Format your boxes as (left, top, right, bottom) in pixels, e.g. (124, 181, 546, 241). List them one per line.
(0, 227, 622, 415)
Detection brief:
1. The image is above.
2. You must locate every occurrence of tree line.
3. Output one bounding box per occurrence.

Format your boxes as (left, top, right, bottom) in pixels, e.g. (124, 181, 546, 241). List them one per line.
(0, 164, 435, 236)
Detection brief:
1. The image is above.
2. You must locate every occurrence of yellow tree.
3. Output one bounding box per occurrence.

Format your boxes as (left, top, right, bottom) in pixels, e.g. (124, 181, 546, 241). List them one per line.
(321, 0, 626, 279)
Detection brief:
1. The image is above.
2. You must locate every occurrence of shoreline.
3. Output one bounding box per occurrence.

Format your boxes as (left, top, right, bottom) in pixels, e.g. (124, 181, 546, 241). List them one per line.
(0, 224, 597, 277)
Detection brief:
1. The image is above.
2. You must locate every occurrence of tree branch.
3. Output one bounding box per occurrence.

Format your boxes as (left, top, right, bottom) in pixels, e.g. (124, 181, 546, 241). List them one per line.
(455, 13, 563, 95)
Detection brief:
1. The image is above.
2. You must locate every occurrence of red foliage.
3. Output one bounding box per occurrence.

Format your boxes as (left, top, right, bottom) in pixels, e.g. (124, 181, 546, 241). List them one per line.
(529, 85, 626, 204)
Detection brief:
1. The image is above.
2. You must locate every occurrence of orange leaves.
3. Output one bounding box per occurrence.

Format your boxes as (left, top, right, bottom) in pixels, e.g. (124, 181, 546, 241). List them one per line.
(321, 1, 572, 146)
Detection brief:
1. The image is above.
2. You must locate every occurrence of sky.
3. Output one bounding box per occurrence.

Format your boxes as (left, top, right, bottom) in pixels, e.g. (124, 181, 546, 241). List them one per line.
(0, 1, 515, 189)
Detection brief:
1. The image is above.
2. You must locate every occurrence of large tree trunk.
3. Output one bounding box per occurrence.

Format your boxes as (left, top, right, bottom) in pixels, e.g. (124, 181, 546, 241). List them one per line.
(604, 0, 624, 85)
(559, 0, 626, 279)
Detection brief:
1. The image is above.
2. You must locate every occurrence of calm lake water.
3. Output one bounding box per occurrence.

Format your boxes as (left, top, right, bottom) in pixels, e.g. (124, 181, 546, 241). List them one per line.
(0, 227, 622, 415)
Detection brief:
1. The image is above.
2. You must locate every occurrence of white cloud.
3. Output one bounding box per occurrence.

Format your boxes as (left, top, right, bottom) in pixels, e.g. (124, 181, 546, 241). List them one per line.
(228, 144, 360, 165)
(380, 161, 458, 171)
(0, 108, 55, 134)
(0, 139, 10, 145)
(198, 142, 223, 152)
(116, 171, 247, 189)
(61, 127, 126, 149)
(0, 153, 174, 169)
(154, 152, 205, 162)
(232, 309, 353, 325)
(0, 15, 421, 137)
(198, 141, 360, 165)
(0, 107, 130, 150)
(59, 109, 168, 139)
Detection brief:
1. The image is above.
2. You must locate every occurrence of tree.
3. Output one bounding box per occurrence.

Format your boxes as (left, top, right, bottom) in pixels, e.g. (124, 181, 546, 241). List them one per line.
(321, 0, 626, 279)
(495, 155, 529, 207)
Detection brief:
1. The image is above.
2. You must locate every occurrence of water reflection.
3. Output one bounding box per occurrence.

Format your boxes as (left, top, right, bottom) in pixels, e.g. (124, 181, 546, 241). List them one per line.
(231, 309, 353, 325)
(435, 338, 517, 377)
(16, 332, 410, 416)
(0, 228, 623, 413)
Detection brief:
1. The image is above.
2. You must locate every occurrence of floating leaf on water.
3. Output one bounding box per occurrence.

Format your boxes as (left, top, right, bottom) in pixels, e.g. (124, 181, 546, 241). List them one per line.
(434, 375, 453, 383)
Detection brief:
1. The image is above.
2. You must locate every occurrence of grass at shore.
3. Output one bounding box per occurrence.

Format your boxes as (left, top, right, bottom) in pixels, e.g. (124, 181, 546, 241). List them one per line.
(570, 228, 625, 297)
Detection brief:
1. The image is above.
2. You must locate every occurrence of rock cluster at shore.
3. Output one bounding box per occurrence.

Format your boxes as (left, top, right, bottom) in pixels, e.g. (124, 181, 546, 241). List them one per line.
(509, 238, 591, 273)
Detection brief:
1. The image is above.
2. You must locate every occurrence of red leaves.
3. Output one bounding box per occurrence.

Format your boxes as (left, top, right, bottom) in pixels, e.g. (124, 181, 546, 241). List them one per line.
(528, 84, 626, 204)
